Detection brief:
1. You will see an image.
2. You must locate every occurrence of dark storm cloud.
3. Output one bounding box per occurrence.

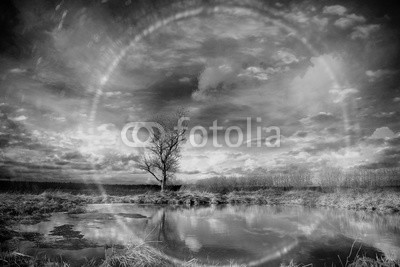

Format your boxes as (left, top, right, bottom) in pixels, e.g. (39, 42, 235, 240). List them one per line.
(294, 131, 308, 138)
(193, 102, 254, 128)
(178, 170, 201, 175)
(387, 136, 400, 146)
(0, 0, 20, 56)
(200, 37, 240, 58)
(129, 73, 199, 115)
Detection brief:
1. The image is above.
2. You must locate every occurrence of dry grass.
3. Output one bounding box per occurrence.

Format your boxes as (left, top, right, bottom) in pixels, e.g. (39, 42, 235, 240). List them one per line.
(317, 188, 400, 213)
(102, 242, 172, 267)
(0, 252, 35, 267)
(347, 255, 400, 267)
(0, 252, 73, 267)
(2, 248, 399, 267)
(280, 256, 399, 267)
(103, 242, 264, 267)
(0, 251, 101, 267)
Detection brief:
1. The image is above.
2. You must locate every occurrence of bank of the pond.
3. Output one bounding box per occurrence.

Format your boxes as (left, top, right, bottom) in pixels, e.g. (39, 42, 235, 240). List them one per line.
(0, 192, 90, 226)
(0, 191, 91, 250)
(1, 187, 399, 227)
(129, 188, 400, 214)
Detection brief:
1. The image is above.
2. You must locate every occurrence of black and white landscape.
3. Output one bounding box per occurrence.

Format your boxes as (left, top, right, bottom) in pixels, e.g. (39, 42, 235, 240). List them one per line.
(0, 0, 400, 266)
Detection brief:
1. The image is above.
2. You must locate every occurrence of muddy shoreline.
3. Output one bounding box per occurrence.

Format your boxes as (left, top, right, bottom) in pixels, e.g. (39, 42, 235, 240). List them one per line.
(1, 188, 399, 227)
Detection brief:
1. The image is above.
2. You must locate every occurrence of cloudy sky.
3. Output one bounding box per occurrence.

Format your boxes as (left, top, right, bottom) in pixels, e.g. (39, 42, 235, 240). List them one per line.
(1, 0, 400, 183)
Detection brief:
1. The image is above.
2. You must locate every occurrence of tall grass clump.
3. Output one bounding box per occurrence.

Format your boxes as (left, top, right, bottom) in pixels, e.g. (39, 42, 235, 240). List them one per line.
(348, 255, 400, 267)
(102, 242, 172, 267)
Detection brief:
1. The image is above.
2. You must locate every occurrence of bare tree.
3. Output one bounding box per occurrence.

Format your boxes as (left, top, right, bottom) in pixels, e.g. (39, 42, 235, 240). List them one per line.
(137, 109, 188, 191)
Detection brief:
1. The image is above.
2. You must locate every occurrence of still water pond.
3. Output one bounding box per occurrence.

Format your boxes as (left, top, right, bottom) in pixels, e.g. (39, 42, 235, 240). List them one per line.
(16, 204, 400, 266)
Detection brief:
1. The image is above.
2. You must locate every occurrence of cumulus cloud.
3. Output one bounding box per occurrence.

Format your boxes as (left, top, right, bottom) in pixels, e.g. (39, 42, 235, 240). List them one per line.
(311, 16, 329, 30)
(323, 5, 347, 16)
(283, 10, 309, 24)
(192, 59, 286, 101)
(289, 54, 345, 114)
(10, 115, 27, 121)
(273, 50, 299, 65)
(370, 127, 395, 139)
(351, 24, 380, 39)
(329, 88, 358, 103)
(9, 68, 27, 74)
(193, 64, 237, 101)
(104, 91, 123, 98)
(179, 77, 191, 83)
(365, 69, 398, 81)
(238, 66, 279, 81)
(373, 112, 396, 118)
(334, 14, 366, 29)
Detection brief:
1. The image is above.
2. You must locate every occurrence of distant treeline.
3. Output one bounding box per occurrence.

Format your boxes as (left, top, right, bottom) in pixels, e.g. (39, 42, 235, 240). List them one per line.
(0, 180, 181, 195)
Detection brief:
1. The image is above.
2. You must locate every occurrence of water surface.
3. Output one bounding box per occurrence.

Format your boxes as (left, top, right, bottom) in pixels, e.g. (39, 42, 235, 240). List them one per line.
(16, 204, 400, 266)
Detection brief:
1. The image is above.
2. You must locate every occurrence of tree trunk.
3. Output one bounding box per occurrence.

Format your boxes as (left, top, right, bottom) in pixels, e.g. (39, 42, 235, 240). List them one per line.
(161, 179, 165, 192)
(161, 171, 167, 192)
